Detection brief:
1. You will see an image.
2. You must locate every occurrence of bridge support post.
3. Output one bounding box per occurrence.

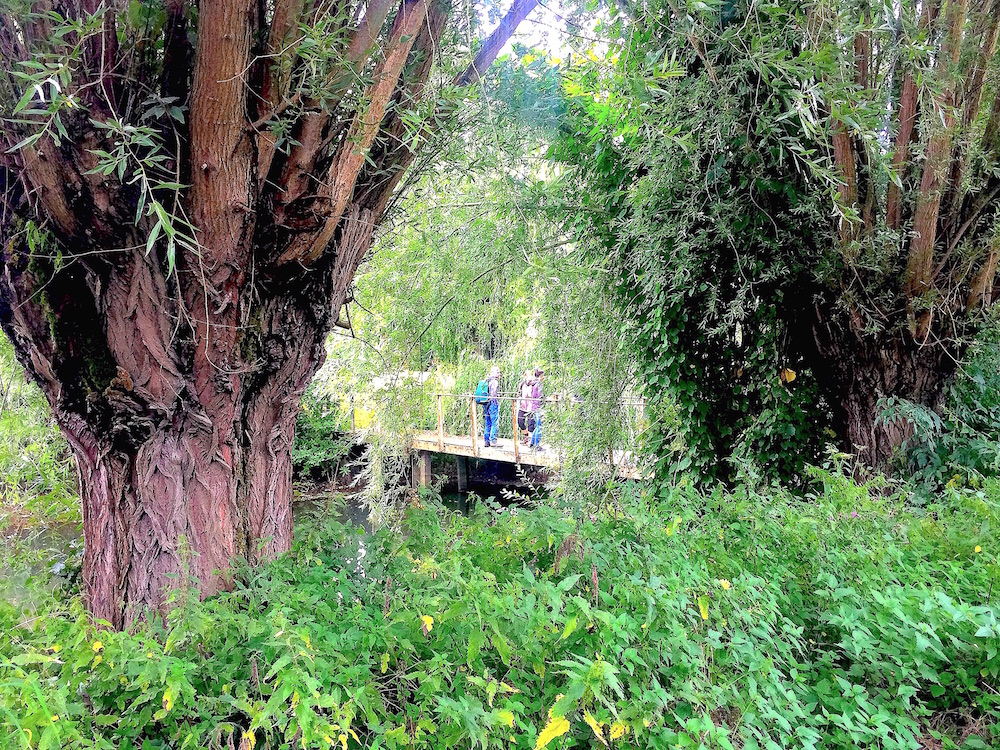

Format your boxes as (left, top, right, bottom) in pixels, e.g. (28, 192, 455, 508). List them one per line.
(412, 450, 432, 489)
(456, 456, 468, 493)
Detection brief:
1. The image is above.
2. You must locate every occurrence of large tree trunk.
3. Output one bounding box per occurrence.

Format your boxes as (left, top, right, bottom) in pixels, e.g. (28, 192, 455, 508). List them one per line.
(0, 0, 538, 628)
(0, 232, 343, 629)
(810, 309, 954, 466)
(73, 419, 244, 627)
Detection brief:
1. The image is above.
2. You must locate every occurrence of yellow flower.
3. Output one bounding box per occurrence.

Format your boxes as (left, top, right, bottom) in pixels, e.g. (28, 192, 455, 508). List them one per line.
(92, 641, 103, 652)
(50, 644, 61, 653)
(975, 545, 982, 553)
(420, 615, 434, 634)
(718, 579, 731, 591)
(51, 715, 59, 722)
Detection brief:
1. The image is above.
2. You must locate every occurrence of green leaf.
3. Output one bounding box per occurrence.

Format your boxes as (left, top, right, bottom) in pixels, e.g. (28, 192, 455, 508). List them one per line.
(560, 616, 578, 640)
(557, 574, 582, 591)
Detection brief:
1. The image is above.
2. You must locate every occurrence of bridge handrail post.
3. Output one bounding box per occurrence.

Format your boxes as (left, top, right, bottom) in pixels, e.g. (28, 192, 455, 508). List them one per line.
(470, 396, 479, 457)
(437, 394, 444, 450)
(512, 397, 519, 464)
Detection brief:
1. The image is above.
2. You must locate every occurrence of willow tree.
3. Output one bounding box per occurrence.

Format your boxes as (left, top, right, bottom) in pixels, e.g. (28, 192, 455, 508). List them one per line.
(0, 0, 537, 626)
(813, 0, 1000, 461)
(554, 0, 1000, 476)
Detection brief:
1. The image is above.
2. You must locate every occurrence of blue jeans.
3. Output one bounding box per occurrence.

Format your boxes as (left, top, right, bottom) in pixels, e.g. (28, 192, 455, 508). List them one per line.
(530, 413, 542, 447)
(484, 401, 499, 444)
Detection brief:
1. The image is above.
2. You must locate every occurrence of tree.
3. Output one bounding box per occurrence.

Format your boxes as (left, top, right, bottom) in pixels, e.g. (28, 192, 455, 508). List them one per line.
(549, 0, 1000, 476)
(0, 0, 538, 627)
(810, 0, 1000, 464)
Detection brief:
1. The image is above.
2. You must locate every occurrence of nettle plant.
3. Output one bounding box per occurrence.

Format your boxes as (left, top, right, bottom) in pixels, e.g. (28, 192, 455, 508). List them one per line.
(0, 0, 540, 627)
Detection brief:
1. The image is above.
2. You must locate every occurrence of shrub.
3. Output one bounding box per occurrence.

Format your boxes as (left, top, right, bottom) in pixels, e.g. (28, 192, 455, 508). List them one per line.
(2, 470, 999, 750)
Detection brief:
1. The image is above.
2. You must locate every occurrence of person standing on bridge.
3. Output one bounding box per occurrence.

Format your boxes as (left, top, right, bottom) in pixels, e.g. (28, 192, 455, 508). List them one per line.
(529, 368, 544, 450)
(517, 370, 536, 444)
(484, 365, 501, 447)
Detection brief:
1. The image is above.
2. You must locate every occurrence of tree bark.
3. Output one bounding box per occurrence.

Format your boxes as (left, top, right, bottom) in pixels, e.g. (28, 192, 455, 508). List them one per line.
(0, 213, 366, 628)
(809, 308, 954, 466)
(0, 0, 536, 628)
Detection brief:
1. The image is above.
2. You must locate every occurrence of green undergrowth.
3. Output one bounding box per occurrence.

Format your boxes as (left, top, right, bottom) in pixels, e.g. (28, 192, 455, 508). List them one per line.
(2, 472, 999, 750)
(0, 340, 80, 599)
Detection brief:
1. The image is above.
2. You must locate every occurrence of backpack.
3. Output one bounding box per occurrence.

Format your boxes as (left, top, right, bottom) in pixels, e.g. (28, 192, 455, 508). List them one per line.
(474, 379, 490, 405)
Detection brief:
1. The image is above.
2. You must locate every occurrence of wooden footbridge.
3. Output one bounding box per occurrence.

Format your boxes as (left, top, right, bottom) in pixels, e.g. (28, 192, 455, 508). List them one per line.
(408, 392, 645, 489)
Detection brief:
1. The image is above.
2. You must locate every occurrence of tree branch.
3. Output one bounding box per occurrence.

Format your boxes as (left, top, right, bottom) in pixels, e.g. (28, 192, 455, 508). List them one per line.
(902, 0, 968, 339)
(188, 0, 257, 271)
(268, 0, 397, 209)
(278, 0, 429, 264)
(455, 0, 539, 86)
(886, 0, 938, 230)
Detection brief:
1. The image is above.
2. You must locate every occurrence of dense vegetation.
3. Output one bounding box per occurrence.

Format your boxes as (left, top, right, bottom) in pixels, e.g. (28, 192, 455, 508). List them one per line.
(4, 468, 1000, 749)
(2, 0, 1000, 746)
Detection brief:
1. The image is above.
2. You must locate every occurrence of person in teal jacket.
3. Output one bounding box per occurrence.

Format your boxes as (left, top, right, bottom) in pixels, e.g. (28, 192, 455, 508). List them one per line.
(484, 366, 500, 447)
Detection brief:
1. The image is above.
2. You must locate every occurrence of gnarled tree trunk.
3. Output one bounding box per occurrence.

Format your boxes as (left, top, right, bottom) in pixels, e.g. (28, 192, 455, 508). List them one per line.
(0, 0, 536, 627)
(809, 306, 954, 467)
(0, 232, 349, 628)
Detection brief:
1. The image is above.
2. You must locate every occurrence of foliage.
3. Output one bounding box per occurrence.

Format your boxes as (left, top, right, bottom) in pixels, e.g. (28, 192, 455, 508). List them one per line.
(293, 385, 353, 481)
(544, 6, 833, 482)
(2, 471, 999, 749)
(879, 317, 1000, 499)
(539, 0, 1000, 478)
(0, 339, 76, 533)
(323, 98, 652, 491)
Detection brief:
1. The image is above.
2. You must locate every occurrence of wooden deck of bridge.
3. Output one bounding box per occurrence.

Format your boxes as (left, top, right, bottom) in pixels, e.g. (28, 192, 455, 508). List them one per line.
(410, 432, 643, 483)
(397, 392, 646, 487)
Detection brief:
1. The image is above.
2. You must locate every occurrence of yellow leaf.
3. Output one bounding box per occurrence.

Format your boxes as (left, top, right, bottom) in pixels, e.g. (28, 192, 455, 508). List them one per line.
(380, 652, 389, 673)
(162, 687, 173, 712)
(243, 730, 256, 750)
(609, 722, 628, 741)
(548, 694, 565, 720)
(92, 641, 103, 652)
(698, 596, 710, 620)
(338, 733, 347, 750)
(535, 716, 570, 749)
(92, 654, 103, 667)
(496, 709, 515, 728)
(420, 615, 434, 634)
(584, 711, 607, 746)
(51, 644, 60, 653)
(781, 368, 796, 384)
(718, 579, 731, 591)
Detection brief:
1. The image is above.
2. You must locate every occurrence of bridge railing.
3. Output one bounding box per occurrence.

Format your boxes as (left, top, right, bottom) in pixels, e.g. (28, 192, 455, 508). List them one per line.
(426, 391, 647, 465)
